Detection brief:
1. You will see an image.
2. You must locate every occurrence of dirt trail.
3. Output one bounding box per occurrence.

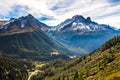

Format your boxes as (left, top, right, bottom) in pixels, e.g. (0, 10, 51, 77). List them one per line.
(28, 70, 40, 80)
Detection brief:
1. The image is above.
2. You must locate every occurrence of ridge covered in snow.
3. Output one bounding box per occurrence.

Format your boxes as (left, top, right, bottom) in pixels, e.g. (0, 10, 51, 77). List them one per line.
(55, 15, 115, 34)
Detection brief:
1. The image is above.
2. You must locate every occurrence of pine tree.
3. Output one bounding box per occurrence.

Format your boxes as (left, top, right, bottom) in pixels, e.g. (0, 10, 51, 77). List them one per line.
(79, 72, 84, 80)
(66, 76, 69, 80)
(73, 71, 79, 80)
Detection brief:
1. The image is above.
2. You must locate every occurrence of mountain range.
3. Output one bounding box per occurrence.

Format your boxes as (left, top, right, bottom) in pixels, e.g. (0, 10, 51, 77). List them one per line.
(47, 15, 120, 56)
(0, 14, 120, 60)
(0, 14, 120, 80)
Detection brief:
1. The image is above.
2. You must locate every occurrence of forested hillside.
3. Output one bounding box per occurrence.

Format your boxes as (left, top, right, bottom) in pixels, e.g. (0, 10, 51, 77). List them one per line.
(0, 56, 33, 80)
(32, 35, 120, 80)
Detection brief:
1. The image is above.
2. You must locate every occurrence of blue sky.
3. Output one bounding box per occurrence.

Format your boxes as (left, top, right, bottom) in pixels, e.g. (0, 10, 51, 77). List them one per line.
(0, 0, 120, 28)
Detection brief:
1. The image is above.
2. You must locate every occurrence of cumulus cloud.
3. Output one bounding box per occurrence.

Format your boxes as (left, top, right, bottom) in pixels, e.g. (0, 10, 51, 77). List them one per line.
(0, 0, 120, 28)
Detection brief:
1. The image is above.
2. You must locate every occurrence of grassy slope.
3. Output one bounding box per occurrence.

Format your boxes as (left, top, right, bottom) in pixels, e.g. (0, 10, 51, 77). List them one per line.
(33, 35, 120, 80)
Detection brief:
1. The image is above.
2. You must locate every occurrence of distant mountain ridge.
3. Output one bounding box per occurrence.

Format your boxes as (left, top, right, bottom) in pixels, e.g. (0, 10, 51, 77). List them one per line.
(56, 15, 114, 34)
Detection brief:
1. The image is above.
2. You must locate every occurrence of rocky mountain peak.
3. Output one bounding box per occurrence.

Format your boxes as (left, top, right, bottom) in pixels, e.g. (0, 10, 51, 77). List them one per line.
(86, 17, 91, 22)
(72, 15, 85, 22)
(55, 15, 115, 33)
(0, 14, 50, 35)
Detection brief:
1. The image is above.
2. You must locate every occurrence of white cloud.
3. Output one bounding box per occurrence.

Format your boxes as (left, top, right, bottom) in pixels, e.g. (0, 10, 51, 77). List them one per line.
(0, 0, 120, 28)
(95, 13, 120, 29)
(0, 0, 15, 15)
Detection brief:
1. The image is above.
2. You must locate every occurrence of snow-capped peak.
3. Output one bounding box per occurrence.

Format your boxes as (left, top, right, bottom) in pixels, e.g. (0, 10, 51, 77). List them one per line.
(1, 14, 36, 29)
(56, 15, 115, 33)
(0, 14, 50, 34)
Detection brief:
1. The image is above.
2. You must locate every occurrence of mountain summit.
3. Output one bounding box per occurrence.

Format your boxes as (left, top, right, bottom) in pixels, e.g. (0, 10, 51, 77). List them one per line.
(56, 15, 114, 34)
(0, 14, 49, 35)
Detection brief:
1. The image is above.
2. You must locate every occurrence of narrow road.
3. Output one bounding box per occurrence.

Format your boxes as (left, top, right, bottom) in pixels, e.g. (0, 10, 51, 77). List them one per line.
(28, 70, 40, 80)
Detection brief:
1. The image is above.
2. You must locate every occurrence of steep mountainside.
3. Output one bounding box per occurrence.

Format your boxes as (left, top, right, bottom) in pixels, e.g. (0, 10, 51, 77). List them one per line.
(47, 15, 119, 56)
(0, 14, 70, 61)
(33, 35, 120, 80)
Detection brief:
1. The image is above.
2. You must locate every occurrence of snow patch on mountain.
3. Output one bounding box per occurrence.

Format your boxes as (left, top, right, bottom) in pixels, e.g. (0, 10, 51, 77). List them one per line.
(20, 20, 26, 28)
(21, 23, 25, 28)
(4, 19, 15, 26)
(71, 22, 91, 31)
